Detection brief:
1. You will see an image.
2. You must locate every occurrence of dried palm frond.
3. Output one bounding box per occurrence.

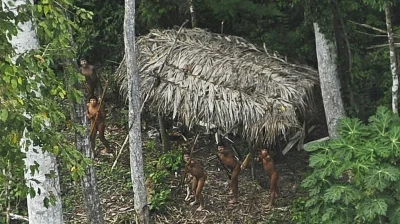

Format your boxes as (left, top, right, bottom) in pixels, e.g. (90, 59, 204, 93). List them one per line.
(116, 28, 319, 147)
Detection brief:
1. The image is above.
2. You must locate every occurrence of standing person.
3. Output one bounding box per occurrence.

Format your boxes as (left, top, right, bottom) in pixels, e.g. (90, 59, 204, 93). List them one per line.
(183, 154, 207, 211)
(257, 148, 278, 208)
(87, 96, 111, 155)
(217, 142, 241, 204)
(79, 57, 101, 98)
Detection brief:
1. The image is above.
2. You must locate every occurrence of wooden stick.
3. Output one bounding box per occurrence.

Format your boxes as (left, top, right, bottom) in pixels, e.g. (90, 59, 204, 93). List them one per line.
(111, 122, 135, 171)
(111, 133, 129, 171)
(2, 212, 29, 222)
(187, 134, 200, 165)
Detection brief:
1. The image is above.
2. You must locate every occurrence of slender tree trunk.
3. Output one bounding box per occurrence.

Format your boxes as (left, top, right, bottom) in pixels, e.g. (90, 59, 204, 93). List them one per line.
(313, 23, 345, 138)
(124, 0, 150, 223)
(332, 0, 357, 115)
(3, 167, 12, 224)
(71, 99, 104, 224)
(385, 3, 399, 114)
(4, 0, 63, 223)
(61, 9, 104, 221)
(23, 137, 63, 224)
(188, 0, 197, 28)
(158, 111, 170, 151)
(248, 141, 255, 180)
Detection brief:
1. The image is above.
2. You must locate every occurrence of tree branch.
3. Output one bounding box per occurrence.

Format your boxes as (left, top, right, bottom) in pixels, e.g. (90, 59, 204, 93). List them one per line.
(349, 20, 387, 34)
(354, 30, 388, 38)
(2, 212, 29, 222)
(366, 43, 400, 49)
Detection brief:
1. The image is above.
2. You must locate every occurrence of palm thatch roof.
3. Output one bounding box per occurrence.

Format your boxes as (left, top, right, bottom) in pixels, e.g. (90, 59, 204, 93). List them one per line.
(116, 28, 319, 148)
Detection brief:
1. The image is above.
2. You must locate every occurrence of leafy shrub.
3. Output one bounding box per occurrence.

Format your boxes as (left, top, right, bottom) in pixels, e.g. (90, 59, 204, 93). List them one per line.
(145, 147, 183, 211)
(298, 106, 400, 224)
(290, 197, 310, 224)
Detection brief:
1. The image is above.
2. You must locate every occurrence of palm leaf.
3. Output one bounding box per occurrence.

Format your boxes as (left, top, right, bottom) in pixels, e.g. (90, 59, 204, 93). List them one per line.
(116, 28, 319, 148)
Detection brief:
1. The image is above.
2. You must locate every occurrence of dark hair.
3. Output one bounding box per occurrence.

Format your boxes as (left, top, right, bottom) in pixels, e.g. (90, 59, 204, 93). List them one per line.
(89, 96, 98, 101)
(79, 55, 88, 61)
(78, 56, 88, 67)
(261, 147, 270, 152)
(217, 141, 225, 147)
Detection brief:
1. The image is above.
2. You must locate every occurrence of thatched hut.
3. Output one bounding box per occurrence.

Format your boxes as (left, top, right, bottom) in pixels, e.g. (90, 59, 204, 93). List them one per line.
(116, 28, 319, 151)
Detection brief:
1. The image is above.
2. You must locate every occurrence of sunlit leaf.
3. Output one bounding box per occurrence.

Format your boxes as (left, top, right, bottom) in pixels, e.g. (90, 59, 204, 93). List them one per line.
(0, 109, 8, 122)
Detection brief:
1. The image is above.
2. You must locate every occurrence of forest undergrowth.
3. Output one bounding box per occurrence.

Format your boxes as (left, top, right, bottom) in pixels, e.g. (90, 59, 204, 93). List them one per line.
(61, 102, 311, 224)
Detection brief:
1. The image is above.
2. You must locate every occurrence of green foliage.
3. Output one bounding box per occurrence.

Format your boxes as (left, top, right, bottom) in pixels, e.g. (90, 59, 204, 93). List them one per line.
(362, 0, 389, 11)
(73, 0, 124, 63)
(291, 197, 312, 224)
(145, 144, 183, 211)
(297, 107, 400, 223)
(293, 0, 335, 37)
(138, 0, 187, 30)
(0, 0, 93, 217)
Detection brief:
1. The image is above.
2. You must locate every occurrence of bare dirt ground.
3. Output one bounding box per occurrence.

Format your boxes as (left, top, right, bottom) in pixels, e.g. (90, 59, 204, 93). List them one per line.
(62, 105, 311, 224)
(155, 140, 309, 224)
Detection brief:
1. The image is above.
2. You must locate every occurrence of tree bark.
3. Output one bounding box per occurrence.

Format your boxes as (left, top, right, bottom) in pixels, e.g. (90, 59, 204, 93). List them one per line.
(248, 141, 255, 180)
(332, 0, 357, 115)
(384, 3, 399, 114)
(23, 138, 63, 224)
(63, 10, 104, 223)
(313, 23, 345, 138)
(71, 99, 104, 224)
(124, 0, 150, 223)
(4, 0, 63, 223)
(188, 0, 197, 28)
(158, 111, 170, 151)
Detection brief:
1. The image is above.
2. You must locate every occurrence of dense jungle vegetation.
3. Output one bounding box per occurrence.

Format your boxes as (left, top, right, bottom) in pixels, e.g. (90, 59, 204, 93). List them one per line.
(1, 0, 400, 223)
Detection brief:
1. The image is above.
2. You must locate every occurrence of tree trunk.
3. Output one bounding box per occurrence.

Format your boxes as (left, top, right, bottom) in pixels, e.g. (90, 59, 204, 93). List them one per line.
(4, 0, 63, 223)
(23, 138, 63, 224)
(62, 11, 104, 223)
(248, 141, 255, 180)
(385, 3, 399, 114)
(313, 23, 346, 138)
(188, 0, 197, 28)
(158, 111, 170, 151)
(124, 0, 150, 223)
(332, 0, 357, 115)
(71, 99, 104, 224)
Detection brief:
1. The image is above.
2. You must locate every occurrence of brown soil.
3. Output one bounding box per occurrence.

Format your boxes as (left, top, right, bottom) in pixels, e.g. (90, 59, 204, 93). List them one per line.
(153, 137, 309, 224)
(62, 106, 311, 224)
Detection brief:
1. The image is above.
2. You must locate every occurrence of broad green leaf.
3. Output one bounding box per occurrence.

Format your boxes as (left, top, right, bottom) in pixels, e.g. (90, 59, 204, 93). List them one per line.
(338, 117, 367, 141)
(364, 165, 399, 191)
(11, 79, 17, 89)
(388, 205, 400, 224)
(4, 66, 13, 76)
(17, 97, 24, 105)
(324, 185, 360, 205)
(323, 185, 343, 203)
(321, 207, 336, 222)
(358, 197, 388, 222)
(58, 90, 66, 98)
(49, 89, 57, 95)
(309, 153, 329, 168)
(0, 109, 8, 122)
(3, 75, 10, 83)
(44, 6, 50, 15)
